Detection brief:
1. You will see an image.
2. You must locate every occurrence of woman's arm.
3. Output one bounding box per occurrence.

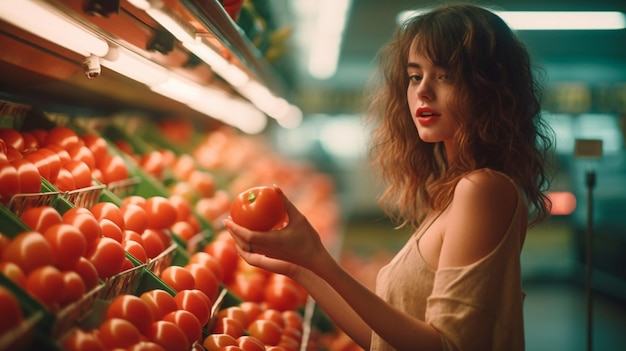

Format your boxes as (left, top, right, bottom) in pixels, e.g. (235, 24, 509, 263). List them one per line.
(223, 186, 443, 351)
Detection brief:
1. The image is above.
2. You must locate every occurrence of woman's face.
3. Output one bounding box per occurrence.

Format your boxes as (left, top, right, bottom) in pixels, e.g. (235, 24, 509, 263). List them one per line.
(406, 42, 459, 155)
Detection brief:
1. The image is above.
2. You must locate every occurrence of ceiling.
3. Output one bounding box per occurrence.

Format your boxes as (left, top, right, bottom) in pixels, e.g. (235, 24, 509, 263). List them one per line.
(268, 0, 626, 115)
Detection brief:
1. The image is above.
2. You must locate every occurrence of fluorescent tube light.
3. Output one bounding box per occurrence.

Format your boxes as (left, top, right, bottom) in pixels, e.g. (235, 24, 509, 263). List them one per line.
(0, 0, 109, 57)
(146, 7, 196, 43)
(102, 47, 168, 86)
(183, 40, 249, 87)
(397, 10, 626, 30)
(307, 0, 352, 79)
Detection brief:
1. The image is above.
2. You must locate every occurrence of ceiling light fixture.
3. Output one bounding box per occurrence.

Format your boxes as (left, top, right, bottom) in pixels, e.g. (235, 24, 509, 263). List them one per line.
(397, 10, 626, 30)
(0, 0, 110, 57)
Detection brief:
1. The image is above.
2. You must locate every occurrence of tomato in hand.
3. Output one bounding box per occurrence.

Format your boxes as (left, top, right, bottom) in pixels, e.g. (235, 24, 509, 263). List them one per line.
(230, 186, 287, 231)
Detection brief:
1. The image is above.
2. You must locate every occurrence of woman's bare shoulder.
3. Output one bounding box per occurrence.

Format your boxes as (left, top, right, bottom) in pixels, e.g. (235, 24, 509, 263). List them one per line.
(439, 169, 519, 268)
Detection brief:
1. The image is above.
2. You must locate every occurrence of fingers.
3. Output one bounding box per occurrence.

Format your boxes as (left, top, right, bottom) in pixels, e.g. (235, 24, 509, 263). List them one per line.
(272, 184, 301, 220)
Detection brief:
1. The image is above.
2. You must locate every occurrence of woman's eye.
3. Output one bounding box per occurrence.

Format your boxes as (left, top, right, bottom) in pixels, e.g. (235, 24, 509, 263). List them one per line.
(438, 74, 449, 80)
(408, 74, 422, 82)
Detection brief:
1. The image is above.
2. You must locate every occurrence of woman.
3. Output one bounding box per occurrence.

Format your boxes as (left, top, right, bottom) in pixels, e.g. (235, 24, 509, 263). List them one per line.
(224, 3, 554, 350)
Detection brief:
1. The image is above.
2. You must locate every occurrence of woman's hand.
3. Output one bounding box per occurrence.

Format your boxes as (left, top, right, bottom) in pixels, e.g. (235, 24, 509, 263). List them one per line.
(223, 185, 330, 277)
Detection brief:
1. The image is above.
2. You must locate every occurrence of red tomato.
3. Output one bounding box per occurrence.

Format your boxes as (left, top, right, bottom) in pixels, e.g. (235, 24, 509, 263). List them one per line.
(62, 207, 101, 252)
(160, 265, 195, 292)
(0, 261, 27, 288)
(238, 302, 264, 327)
(0, 128, 25, 152)
(62, 328, 105, 351)
(20, 132, 39, 151)
(187, 251, 224, 282)
(29, 129, 48, 147)
(122, 229, 143, 243)
(282, 310, 304, 331)
(264, 275, 304, 312)
(254, 308, 285, 329)
(120, 203, 148, 233)
(139, 151, 165, 179)
(144, 320, 190, 351)
(72, 256, 100, 291)
(212, 316, 245, 339)
(20, 205, 63, 232)
(25, 264, 64, 308)
(141, 228, 168, 259)
(230, 186, 287, 231)
(162, 309, 203, 345)
(228, 271, 266, 303)
(46, 144, 71, 165)
(87, 237, 126, 279)
(67, 144, 96, 170)
(122, 195, 146, 207)
(64, 160, 92, 189)
(168, 195, 192, 222)
(184, 263, 219, 303)
(0, 286, 24, 335)
(173, 289, 211, 326)
(3, 231, 54, 274)
(81, 133, 108, 166)
(11, 158, 42, 194)
(278, 334, 301, 351)
(98, 317, 142, 349)
(127, 341, 167, 351)
(43, 223, 87, 270)
(170, 221, 196, 241)
(203, 239, 239, 284)
(54, 167, 76, 191)
(143, 196, 177, 229)
(23, 151, 50, 181)
(172, 154, 195, 181)
(58, 270, 86, 306)
(187, 170, 215, 198)
(106, 294, 155, 334)
(99, 218, 124, 243)
(237, 336, 266, 351)
(247, 319, 283, 346)
(218, 306, 249, 329)
(91, 201, 125, 230)
(44, 126, 81, 150)
(98, 154, 129, 184)
(32, 147, 61, 183)
(0, 161, 19, 204)
(122, 239, 148, 263)
(139, 289, 177, 320)
(202, 334, 238, 351)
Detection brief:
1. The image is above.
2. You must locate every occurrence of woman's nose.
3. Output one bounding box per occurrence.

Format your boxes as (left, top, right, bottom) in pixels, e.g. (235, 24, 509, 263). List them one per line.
(416, 79, 434, 101)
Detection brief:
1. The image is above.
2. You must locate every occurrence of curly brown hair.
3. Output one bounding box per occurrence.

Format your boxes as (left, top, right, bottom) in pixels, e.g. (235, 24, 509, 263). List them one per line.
(366, 3, 554, 229)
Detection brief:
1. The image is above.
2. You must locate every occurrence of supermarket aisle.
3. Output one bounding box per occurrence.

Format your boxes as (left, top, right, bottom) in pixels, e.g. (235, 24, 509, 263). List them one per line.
(340, 217, 626, 351)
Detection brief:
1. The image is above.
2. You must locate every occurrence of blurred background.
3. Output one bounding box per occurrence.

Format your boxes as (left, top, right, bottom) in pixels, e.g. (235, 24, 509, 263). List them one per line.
(258, 0, 626, 350)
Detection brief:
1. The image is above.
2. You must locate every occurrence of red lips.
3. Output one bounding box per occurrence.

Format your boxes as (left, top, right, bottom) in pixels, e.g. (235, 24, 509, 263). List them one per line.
(415, 107, 440, 126)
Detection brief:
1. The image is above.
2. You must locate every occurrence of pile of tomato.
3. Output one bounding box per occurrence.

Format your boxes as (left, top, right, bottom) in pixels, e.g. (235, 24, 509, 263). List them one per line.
(0, 117, 341, 351)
